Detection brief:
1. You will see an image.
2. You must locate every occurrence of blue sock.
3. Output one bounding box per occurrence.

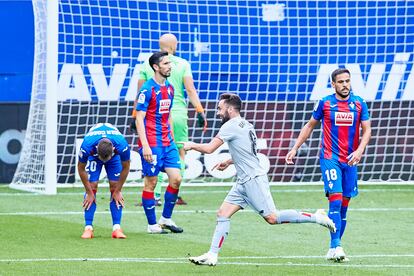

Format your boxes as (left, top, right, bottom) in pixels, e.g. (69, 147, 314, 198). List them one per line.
(84, 190, 97, 226)
(328, 194, 342, 248)
(142, 191, 157, 225)
(340, 198, 350, 239)
(162, 185, 179, 219)
(110, 195, 123, 226)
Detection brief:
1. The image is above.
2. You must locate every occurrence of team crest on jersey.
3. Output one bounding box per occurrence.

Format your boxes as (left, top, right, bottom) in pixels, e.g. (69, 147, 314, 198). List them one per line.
(335, 112, 354, 126)
(159, 99, 171, 114)
(138, 92, 146, 104)
(349, 102, 355, 109)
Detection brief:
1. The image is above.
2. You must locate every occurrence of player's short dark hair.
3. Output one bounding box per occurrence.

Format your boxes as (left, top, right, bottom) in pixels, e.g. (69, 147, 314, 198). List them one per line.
(149, 51, 169, 72)
(331, 68, 351, 82)
(97, 138, 113, 162)
(219, 93, 242, 112)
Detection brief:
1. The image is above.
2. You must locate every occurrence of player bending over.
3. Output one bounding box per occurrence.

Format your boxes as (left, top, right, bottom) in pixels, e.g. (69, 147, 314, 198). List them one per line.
(78, 123, 130, 239)
(181, 93, 336, 266)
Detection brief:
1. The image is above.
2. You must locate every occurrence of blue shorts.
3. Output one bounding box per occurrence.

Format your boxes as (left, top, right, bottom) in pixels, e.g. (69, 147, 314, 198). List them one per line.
(320, 158, 358, 198)
(87, 155, 122, 182)
(139, 144, 181, 177)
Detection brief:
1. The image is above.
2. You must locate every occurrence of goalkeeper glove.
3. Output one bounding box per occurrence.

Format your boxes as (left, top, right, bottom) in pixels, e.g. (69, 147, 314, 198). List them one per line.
(129, 118, 137, 133)
(197, 112, 207, 132)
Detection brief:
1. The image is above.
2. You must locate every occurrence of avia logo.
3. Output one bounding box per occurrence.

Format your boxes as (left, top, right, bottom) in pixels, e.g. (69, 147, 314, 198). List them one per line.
(311, 53, 414, 101)
(57, 63, 143, 101)
(159, 99, 171, 114)
(335, 112, 354, 126)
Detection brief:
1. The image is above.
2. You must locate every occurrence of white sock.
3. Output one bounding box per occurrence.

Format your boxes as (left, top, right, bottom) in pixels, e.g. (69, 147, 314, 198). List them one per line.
(276, 210, 316, 224)
(85, 225, 93, 230)
(209, 217, 230, 254)
(113, 224, 121, 231)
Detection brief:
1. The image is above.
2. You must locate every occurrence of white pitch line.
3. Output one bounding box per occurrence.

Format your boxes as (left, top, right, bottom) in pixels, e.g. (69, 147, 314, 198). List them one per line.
(220, 254, 414, 259)
(0, 188, 413, 197)
(0, 256, 413, 269)
(1, 207, 414, 216)
(219, 262, 414, 268)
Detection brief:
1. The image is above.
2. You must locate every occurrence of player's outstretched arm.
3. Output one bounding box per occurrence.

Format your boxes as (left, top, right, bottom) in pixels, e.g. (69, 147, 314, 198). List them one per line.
(286, 118, 319, 164)
(77, 161, 96, 210)
(179, 137, 223, 154)
(184, 76, 207, 132)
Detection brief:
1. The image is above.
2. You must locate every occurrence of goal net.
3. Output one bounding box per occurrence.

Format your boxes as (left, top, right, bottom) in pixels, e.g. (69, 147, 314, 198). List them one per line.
(11, 0, 414, 193)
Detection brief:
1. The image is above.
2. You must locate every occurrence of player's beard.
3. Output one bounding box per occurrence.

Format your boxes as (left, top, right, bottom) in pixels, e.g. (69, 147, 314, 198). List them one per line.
(160, 71, 171, 79)
(336, 88, 350, 99)
(220, 111, 230, 125)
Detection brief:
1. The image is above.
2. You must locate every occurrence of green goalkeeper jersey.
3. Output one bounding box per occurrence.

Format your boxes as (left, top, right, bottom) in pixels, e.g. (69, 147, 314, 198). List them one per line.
(139, 54, 192, 112)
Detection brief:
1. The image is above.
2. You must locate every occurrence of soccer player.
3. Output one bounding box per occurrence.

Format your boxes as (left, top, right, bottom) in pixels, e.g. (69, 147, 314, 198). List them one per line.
(131, 33, 207, 205)
(77, 123, 131, 239)
(135, 51, 183, 234)
(181, 93, 336, 266)
(286, 68, 372, 262)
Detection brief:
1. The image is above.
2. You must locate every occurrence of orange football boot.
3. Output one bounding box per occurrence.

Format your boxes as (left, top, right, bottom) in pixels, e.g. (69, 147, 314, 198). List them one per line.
(112, 229, 127, 239)
(81, 229, 94, 239)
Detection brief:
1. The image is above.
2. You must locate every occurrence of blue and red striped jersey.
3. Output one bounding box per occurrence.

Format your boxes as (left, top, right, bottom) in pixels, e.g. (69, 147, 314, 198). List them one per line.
(136, 78, 175, 147)
(312, 93, 370, 163)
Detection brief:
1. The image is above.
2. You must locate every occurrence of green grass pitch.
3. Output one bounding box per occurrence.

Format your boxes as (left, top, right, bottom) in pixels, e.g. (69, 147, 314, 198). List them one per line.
(0, 184, 413, 275)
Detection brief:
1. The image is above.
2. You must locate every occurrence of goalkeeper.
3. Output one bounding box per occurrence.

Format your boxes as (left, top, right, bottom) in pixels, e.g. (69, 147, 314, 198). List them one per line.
(131, 33, 207, 205)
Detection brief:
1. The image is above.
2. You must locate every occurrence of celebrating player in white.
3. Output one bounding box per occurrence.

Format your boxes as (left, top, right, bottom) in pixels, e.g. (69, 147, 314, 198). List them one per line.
(181, 93, 336, 266)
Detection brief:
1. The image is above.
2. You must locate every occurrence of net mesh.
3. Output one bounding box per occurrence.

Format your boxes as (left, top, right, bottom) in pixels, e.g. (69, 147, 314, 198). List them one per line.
(12, 1, 414, 189)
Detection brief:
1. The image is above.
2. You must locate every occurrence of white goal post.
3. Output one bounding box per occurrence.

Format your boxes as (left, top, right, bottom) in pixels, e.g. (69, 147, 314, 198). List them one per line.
(11, 1, 414, 194)
(10, 0, 58, 194)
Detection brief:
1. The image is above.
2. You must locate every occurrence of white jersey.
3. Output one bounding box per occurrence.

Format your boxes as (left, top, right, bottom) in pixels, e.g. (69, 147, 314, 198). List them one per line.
(216, 116, 266, 183)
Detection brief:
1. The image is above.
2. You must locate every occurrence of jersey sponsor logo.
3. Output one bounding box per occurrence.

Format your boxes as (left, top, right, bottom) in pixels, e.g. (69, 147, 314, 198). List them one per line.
(335, 112, 354, 126)
(86, 130, 122, 137)
(138, 93, 146, 104)
(159, 99, 171, 114)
